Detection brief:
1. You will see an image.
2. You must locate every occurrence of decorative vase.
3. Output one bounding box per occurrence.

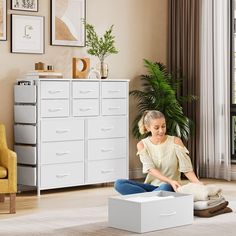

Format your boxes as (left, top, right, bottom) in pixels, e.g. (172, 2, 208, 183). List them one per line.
(97, 61, 108, 79)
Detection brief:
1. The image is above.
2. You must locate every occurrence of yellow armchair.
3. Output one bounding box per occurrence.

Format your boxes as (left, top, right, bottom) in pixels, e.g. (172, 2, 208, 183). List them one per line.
(0, 124, 17, 213)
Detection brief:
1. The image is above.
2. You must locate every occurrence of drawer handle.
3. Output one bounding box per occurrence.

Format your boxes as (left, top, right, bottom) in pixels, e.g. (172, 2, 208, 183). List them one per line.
(56, 129, 69, 134)
(79, 107, 92, 111)
(56, 174, 70, 178)
(101, 127, 113, 131)
(48, 108, 62, 112)
(101, 148, 113, 152)
(160, 211, 177, 216)
(79, 90, 95, 94)
(101, 169, 114, 174)
(108, 90, 120, 93)
(56, 151, 70, 156)
(48, 90, 63, 94)
(108, 107, 120, 110)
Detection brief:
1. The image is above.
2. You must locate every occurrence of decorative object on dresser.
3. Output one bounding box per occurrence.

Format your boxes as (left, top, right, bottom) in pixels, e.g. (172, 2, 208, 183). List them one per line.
(72, 57, 90, 79)
(85, 23, 118, 79)
(50, 0, 86, 47)
(11, 0, 38, 12)
(35, 61, 45, 70)
(0, 0, 7, 41)
(14, 77, 129, 195)
(88, 67, 101, 80)
(11, 14, 44, 54)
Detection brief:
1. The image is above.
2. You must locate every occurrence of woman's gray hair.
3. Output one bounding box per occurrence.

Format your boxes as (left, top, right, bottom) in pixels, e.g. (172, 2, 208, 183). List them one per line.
(138, 110, 165, 135)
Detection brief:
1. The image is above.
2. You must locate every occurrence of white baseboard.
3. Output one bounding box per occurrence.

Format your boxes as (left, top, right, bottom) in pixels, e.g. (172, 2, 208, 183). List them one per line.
(129, 168, 145, 179)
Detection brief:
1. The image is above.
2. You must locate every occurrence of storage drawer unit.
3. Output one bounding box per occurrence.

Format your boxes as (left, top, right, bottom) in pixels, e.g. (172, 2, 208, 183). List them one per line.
(14, 79, 129, 195)
(14, 124, 36, 144)
(14, 85, 36, 103)
(40, 162, 84, 189)
(17, 166, 37, 186)
(108, 191, 193, 233)
(14, 105, 36, 123)
(40, 81, 69, 99)
(14, 145, 36, 165)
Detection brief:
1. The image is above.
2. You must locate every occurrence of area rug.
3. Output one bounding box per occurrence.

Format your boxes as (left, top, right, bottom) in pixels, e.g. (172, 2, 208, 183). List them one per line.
(1, 202, 236, 236)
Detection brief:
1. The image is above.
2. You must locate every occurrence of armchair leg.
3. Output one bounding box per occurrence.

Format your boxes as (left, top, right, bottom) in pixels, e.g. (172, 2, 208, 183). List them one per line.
(0, 194, 5, 202)
(9, 193, 16, 214)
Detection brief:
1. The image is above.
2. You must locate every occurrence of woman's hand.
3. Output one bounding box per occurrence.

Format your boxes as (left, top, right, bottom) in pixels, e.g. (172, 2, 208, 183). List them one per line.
(169, 180, 181, 192)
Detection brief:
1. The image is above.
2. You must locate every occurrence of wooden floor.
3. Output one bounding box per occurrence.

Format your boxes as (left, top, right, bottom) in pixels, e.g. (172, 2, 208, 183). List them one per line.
(1, 179, 236, 218)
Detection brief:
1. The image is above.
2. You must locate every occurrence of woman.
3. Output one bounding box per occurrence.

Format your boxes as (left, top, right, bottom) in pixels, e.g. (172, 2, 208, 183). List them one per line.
(115, 110, 201, 195)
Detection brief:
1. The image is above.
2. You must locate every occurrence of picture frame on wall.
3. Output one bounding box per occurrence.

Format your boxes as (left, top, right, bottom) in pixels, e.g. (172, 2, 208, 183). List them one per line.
(0, 0, 7, 41)
(51, 0, 86, 47)
(11, 14, 44, 54)
(11, 0, 38, 12)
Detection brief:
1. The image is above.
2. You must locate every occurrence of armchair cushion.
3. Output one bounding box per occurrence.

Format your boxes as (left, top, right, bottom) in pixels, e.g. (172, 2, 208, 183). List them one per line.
(0, 166, 7, 178)
(0, 148, 17, 193)
(0, 123, 17, 213)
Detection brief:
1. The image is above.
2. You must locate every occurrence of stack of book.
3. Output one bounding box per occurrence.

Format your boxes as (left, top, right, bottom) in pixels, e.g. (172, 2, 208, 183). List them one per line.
(25, 70, 63, 79)
(17, 71, 64, 85)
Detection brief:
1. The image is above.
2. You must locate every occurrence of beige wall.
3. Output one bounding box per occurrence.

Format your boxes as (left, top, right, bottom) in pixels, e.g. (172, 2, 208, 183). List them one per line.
(0, 0, 168, 178)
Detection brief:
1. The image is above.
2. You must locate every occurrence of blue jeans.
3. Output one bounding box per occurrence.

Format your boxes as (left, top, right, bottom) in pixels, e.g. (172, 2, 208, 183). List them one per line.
(114, 179, 174, 195)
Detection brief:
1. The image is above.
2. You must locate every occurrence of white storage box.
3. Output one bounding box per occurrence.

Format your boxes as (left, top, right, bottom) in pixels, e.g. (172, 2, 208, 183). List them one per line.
(14, 85, 36, 103)
(108, 191, 193, 233)
(14, 105, 36, 123)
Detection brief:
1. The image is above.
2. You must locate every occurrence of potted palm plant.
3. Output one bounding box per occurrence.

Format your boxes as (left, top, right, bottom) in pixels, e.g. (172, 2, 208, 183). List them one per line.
(130, 59, 196, 141)
(85, 23, 118, 79)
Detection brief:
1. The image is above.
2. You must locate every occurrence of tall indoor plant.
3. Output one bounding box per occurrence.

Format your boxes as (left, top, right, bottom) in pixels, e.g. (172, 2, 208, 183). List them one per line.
(130, 59, 196, 141)
(85, 23, 118, 79)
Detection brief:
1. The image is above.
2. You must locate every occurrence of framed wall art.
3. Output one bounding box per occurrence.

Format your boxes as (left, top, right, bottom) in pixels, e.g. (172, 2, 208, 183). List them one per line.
(51, 0, 86, 47)
(0, 0, 6, 40)
(11, 0, 38, 12)
(11, 14, 44, 54)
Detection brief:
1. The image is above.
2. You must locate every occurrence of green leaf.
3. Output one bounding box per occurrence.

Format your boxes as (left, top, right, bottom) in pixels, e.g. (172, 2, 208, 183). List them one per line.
(85, 23, 118, 61)
(130, 59, 197, 142)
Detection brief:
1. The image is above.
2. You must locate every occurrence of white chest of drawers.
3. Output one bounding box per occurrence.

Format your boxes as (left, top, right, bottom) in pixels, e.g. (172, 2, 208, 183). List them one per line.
(14, 79, 129, 195)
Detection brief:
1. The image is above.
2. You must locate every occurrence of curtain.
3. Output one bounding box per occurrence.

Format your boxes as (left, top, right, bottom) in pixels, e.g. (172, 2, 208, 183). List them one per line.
(199, 0, 231, 180)
(168, 0, 201, 175)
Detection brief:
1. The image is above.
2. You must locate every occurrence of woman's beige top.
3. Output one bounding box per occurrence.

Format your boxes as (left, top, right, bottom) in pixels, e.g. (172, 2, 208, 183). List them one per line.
(137, 135, 193, 186)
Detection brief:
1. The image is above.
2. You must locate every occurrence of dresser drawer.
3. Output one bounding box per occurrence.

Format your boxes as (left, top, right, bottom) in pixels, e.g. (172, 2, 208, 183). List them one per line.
(88, 117, 126, 139)
(14, 124, 36, 144)
(40, 81, 69, 99)
(41, 100, 69, 117)
(102, 82, 127, 98)
(88, 138, 126, 161)
(41, 141, 84, 164)
(15, 145, 36, 165)
(17, 166, 36, 186)
(73, 99, 99, 116)
(41, 118, 84, 142)
(102, 99, 127, 115)
(87, 159, 127, 183)
(73, 81, 99, 98)
(14, 105, 36, 123)
(40, 162, 84, 189)
(14, 85, 36, 103)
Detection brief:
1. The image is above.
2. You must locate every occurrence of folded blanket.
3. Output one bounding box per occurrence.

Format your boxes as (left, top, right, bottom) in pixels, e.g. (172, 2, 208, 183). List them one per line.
(194, 201, 232, 217)
(194, 196, 226, 210)
(177, 183, 222, 201)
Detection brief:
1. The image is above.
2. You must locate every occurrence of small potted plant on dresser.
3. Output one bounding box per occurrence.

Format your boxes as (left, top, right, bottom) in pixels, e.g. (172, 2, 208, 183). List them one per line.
(85, 23, 118, 79)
